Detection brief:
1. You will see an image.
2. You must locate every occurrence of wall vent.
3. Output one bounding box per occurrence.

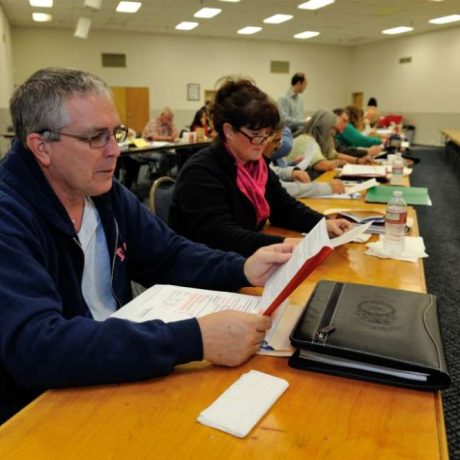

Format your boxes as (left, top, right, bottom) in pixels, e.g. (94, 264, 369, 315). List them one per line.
(270, 60, 290, 74)
(102, 53, 126, 68)
(399, 57, 412, 64)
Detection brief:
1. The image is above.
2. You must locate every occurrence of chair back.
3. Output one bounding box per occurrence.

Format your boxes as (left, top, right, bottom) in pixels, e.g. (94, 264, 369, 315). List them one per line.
(148, 176, 176, 224)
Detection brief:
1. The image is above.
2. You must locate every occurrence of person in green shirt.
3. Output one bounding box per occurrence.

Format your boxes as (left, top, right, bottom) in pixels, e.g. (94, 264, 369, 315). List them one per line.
(336, 105, 383, 148)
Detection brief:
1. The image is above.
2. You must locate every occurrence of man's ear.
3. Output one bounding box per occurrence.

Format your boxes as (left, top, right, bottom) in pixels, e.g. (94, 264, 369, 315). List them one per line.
(26, 133, 52, 167)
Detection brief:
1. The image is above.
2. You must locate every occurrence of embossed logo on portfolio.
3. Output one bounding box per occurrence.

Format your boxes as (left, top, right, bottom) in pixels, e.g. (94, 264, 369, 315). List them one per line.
(356, 301, 402, 331)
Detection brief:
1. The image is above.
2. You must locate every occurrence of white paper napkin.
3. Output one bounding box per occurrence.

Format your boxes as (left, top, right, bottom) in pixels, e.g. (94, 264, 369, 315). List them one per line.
(197, 370, 289, 438)
(365, 236, 428, 262)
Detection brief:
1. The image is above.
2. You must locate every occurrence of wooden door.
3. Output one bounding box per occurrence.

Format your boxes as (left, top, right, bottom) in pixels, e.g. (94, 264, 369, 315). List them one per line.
(111, 87, 150, 134)
(352, 92, 363, 109)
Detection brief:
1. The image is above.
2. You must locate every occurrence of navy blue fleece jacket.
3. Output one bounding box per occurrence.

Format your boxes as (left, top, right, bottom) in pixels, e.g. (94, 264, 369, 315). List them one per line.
(0, 140, 248, 423)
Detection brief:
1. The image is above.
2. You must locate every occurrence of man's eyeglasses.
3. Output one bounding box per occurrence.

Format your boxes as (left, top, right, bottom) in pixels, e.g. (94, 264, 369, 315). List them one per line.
(237, 128, 274, 145)
(40, 125, 128, 149)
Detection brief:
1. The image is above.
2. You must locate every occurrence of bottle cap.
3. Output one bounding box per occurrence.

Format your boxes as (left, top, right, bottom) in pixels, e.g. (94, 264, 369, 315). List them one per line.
(393, 191, 403, 197)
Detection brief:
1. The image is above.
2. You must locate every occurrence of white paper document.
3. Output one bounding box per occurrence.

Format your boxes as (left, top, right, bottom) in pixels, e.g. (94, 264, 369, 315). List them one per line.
(340, 164, 387, 177)
(330, 222, 372, 248)
(258, 218, 331, 312)
(311, 192, 361, 200)
(111, 219, 337, 353)
(111, 284, 293, 352)
(345, 178, 379, 194)
(313, 179, 379, 200)
(295, 141, 316, 171)
(150, 141, 173, 148)
(111, 284, 261, 323)
(197, 370, 289, 438)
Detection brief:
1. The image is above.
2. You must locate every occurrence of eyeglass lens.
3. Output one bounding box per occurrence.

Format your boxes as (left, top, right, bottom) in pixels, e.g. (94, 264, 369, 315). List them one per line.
(239, 129, 272, 145)
(90, 126, 127, 148)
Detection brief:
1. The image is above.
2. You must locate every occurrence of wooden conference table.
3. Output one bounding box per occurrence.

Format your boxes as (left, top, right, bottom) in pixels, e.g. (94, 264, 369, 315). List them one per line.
(0, 174, 448, 459)
(118, 139, 211, 180)
(440, 128, 460, 147)
(119, 139, 211, 157)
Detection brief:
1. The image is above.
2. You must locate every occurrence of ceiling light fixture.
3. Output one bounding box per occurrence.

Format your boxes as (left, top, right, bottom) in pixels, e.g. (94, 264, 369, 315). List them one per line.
(218, 0, 240, 3)
(264, 14, 293, 24)
(29, 0, 53, 7)
(32, 12, 52, 22)
(294, 30, 320, 39)
(175, 21, 199, 31)
(298, 0, 335, 11)
(84, 0, 103, 10)
(429, 14, 460, 24)
(382, 26, 413, 35)
(237, 26, 262, 35)
(194, 8, 222, 19)
(116, 1, 142, 13)
(74, 17, 92, 39)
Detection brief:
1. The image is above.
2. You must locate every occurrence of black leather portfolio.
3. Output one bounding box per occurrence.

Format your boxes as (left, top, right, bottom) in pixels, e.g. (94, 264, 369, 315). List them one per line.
(289, 280, 450, 390)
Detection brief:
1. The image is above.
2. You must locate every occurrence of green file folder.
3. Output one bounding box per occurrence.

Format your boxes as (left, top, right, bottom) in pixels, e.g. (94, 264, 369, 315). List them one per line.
(365, 185, 430, 206)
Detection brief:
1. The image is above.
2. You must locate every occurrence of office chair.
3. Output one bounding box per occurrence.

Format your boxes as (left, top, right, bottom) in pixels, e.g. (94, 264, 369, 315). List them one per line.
(148, 176, 176, 224)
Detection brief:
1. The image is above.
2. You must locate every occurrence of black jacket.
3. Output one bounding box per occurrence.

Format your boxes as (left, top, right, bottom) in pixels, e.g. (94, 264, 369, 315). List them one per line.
(170, 141, 323, 257)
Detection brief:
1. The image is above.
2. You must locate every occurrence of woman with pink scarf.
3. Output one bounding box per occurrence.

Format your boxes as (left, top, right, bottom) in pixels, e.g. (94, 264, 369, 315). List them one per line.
(169, 78, 350, 257)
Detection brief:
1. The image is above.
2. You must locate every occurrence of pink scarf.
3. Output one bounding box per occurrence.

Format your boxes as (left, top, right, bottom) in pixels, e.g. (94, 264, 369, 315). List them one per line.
(226, 144, 270, 224)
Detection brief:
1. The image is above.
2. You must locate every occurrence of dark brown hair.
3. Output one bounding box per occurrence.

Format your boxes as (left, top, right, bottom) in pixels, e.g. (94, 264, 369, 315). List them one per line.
(345, 105, 364, 128)
(210, 77, 280, 140)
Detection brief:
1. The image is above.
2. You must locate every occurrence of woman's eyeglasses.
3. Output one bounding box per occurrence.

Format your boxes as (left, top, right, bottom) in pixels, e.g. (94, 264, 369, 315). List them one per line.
(39, 125, 128, 149)
(237, 128, 274, 145)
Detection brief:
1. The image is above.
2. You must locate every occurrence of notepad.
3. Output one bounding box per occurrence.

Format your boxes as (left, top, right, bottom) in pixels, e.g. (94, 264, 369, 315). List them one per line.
(131, 138, 150, 148)
(365, 185, 431, 206)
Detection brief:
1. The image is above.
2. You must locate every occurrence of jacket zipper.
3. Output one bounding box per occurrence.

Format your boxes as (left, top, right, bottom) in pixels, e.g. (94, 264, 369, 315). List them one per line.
(314, 282, 343, 344)
(111, 217, 122, 308)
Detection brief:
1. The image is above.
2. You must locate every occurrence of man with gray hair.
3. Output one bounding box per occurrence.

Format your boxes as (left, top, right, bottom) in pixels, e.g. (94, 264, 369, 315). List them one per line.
(142, 106, 178, 142)
(0, 67, 296, 424)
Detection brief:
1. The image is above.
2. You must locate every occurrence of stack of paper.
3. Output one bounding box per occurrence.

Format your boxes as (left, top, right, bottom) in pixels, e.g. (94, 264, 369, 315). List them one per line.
(339, 164, 388, 180)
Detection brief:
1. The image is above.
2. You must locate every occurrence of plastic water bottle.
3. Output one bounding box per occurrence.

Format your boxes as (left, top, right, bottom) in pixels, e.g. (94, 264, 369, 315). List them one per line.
(384, 191, 407, 254)
(390, 152, 404, 186)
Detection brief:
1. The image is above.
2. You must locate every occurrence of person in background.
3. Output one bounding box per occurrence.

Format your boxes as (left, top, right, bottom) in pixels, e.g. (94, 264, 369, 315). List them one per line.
(336, 105, 383, 149)
(169, 78, 351, 257)
(269, 125, 293, 168)
(333, 108, 383, 158)
(264, 125, 346, 198)
(142, 107, 178, 142)
(287, 110, 371, 179)
(364, 97, 381, 127)
(190, 108, 214, 139)
(0, 67, 297, 425)
(277, 72, 309, 133)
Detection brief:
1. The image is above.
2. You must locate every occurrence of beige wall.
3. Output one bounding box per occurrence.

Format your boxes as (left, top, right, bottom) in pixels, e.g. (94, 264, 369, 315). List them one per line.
(352, 26, 460, 144)
(11, 27, 353, 131)
(0, 5, 14, 125)
(7, 24, 460, 145)
(0, 5, 14, 156)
